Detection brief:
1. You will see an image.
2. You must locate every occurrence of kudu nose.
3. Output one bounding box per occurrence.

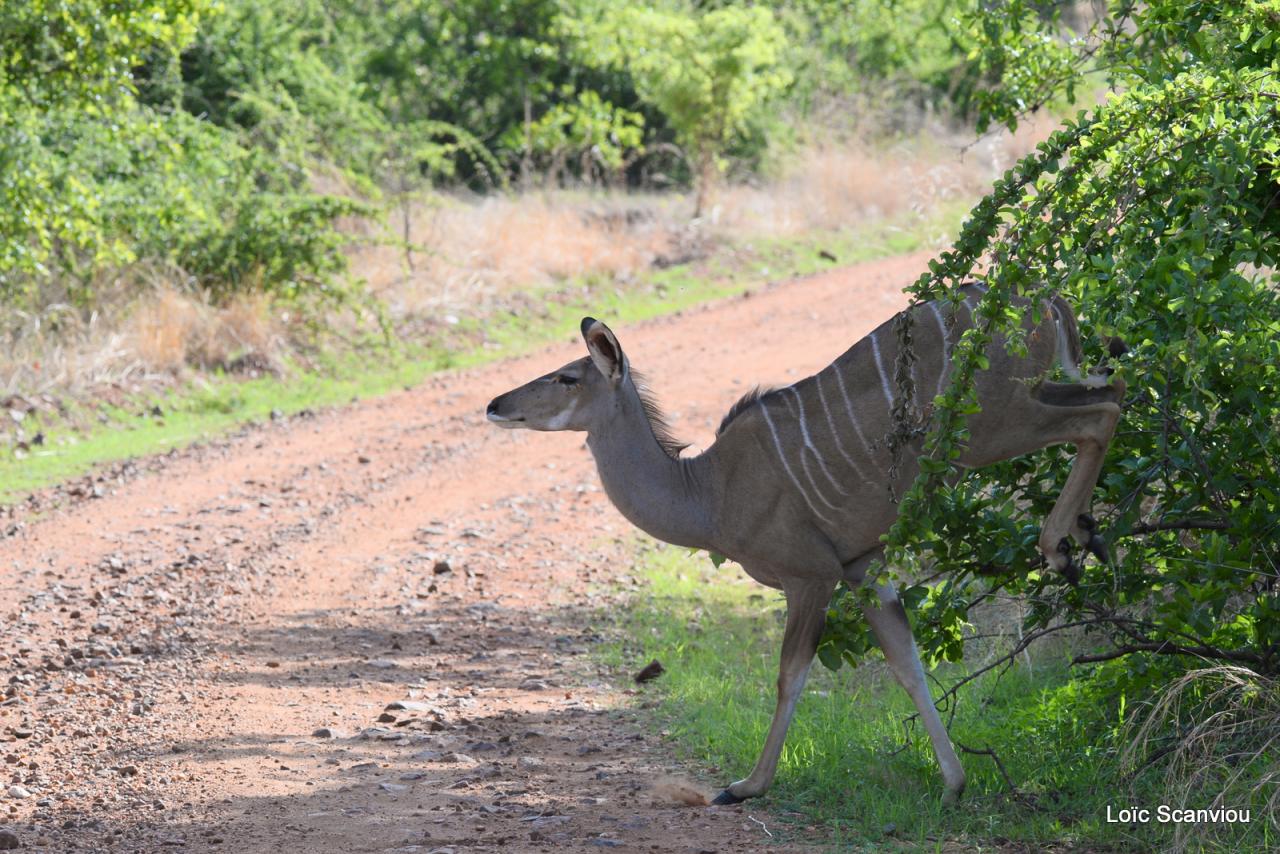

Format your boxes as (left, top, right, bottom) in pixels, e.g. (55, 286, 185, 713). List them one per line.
(486, 398, 500, 417)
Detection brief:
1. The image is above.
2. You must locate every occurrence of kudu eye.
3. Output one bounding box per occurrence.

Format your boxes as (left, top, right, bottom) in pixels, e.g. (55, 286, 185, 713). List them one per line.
(555, 374, 579, 386)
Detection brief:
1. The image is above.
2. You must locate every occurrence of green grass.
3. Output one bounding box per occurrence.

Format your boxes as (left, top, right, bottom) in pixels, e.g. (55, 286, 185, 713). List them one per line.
(0, 202, 964, 503)
(603, 544, 1275, 851)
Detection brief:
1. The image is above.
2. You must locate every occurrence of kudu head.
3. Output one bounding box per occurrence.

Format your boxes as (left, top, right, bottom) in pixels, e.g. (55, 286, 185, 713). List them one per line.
(486, 317, 631, 432)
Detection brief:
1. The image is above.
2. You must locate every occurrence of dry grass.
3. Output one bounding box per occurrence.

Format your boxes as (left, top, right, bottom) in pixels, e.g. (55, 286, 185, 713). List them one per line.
(352, 193, 681, 324)
(1123, 665, 1280, 852)
(712, 117, 1054, 238)
(1, 110, 1056, 401)
(353, 112, 1058, 332)
(1, 307, 133, 400)
(1, 283, 282, 402)
(127, 289, 279, 374)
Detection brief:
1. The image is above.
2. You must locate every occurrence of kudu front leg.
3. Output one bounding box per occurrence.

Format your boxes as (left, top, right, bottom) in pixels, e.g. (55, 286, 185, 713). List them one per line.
(1035, 391, 1125, 582)
(712, 577, 836, 805)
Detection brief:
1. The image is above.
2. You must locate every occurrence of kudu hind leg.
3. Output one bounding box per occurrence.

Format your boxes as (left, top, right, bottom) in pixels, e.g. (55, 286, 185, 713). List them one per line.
(862, 584, 966, 804)
(713, 577, 836, 805)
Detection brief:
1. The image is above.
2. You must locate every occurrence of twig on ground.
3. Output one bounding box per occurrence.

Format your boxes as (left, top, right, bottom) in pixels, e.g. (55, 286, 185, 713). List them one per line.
(953, 740, 1036, 805)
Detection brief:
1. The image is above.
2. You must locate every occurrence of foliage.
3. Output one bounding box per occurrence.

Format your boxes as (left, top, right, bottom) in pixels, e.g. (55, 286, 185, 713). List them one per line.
(0, 0, 204, 297)
(1, 0, 984, 313)
(776, 0, 974, 115)
(356, 0, 651, 186)
(818, 2, 1280, 686)
(501, 89, 645, 185)
(0, 0, 205, 106)
(955, 0, 1086, 132)
(144, 0, 393, 187)
(0, 0, 372, 305)
(586, 4, 792, 213)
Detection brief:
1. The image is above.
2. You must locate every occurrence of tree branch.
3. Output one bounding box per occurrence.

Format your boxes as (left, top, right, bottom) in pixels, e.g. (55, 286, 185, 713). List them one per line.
(1072, 641, 1264, 667)
(1129, 518, 1230, 535)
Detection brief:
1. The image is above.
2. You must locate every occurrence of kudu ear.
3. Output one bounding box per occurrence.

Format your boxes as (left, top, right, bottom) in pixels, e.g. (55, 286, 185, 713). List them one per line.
(581, 317, 628, 385)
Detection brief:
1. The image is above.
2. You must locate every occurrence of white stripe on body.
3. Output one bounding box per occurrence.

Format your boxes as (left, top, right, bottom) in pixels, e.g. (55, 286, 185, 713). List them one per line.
(775, 395, 844, 513)
(870, 329, 896, 411)
(927, 302, 951, 401)
(783, 388, 848, 497)
(760, 402, 837, 525)
(814, 371, 873, 484)
(928, 287, 985, 401)
(832, 365, 879, 460)
(1047, 299, 1088, 382)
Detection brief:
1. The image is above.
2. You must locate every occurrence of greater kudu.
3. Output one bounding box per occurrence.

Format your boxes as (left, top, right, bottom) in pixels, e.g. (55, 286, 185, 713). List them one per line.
(486, 284, 1125, 805)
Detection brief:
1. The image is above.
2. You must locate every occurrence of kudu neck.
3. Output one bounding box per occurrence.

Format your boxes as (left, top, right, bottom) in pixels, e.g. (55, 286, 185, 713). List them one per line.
(584, 383, 718, 551)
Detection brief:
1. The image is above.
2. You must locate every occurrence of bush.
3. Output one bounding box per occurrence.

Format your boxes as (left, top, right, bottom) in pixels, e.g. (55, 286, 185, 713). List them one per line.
(586, 4, 792, 213)
(818, 2, 1280, 687)
(1, 1, 990, 313)
(0, 0, 373, 306)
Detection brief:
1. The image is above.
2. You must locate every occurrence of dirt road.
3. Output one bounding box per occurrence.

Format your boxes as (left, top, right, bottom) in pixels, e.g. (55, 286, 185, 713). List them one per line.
(0, 251, 928, 853)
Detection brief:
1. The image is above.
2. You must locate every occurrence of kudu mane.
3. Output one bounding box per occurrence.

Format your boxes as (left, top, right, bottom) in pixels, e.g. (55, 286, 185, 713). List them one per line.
(716, 385, 779, 437)
(631, 370, 688, 459)
(637, 374, 781, 456)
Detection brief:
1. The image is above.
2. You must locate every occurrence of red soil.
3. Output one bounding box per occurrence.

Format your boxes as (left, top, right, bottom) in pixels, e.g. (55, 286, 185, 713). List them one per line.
(0, 251, 929, 852)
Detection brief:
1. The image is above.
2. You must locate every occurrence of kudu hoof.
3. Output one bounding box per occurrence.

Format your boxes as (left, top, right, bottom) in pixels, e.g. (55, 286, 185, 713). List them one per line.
(711, 789, 746, 806)
(1078, 514, 1111, 565)
(1057, 537, 1080, 586)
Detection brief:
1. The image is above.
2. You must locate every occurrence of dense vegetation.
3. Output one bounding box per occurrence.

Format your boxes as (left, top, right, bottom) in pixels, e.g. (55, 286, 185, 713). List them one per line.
(816, 1, 1280, 832)
(880, 0, 1280, 672)
(0, 0, 965, 307)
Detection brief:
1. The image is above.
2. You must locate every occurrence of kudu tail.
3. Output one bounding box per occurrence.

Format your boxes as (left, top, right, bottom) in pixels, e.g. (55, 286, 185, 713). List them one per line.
(1049, 295, 1086, 379)
(1049, 295, 1127, 392)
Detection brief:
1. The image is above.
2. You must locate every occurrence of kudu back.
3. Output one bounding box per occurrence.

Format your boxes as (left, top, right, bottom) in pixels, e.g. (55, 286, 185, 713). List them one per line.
(487, 284, 1124, 805)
